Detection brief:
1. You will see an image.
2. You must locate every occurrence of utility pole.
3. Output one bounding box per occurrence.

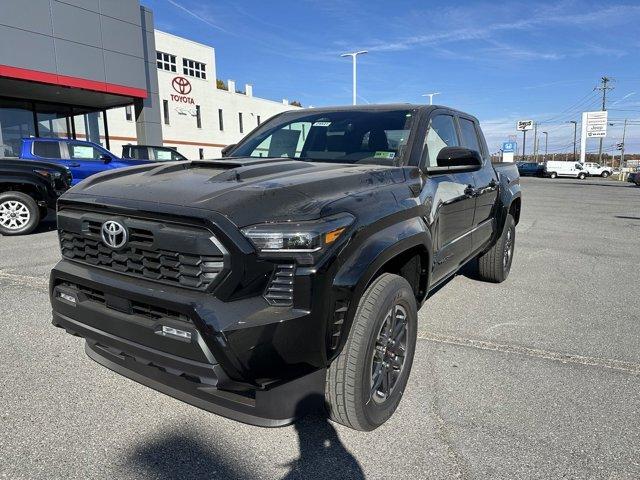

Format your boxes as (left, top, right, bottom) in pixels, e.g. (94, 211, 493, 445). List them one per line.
(620, 119, 627, 172)
(594, 76, 614, 163)
(521, 130, 527, 161)
(567, 120, 578, 161)
(341, 50, 368, 105)
(542, 131, 548, 161)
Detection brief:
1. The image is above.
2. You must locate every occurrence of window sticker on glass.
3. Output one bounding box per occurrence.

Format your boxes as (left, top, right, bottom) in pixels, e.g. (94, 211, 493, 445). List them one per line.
(313, 121, 331, 127)
(72, 146, 95, 158)
(374, 151, 395, 159)
(156, 150, 172, 160)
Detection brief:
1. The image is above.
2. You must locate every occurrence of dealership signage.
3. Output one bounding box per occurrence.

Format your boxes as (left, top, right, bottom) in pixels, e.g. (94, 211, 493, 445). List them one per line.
(170, 77, 195, 104)
(584, 111, 608, 138)
(516, 120, 534, 131)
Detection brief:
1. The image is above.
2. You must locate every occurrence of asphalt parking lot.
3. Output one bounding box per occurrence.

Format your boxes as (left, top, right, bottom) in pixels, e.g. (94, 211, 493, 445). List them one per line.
(1, 176, 639, 479)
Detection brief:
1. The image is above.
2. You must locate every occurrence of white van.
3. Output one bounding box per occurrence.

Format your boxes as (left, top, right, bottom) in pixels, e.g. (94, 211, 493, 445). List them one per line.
(544, 161, 587, 179)
(583, 162, 613, 177)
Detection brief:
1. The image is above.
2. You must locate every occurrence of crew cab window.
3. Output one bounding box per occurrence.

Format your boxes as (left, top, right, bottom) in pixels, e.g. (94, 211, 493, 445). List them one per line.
(423, 115, 459, 167)
(124, 146, 147, 159)
(230, 109, 415, 165)
(69, 143, 102, 160)
(33, 141, 61, 159)
(151, 147, 185, 161)
(459, 118, 481, 153)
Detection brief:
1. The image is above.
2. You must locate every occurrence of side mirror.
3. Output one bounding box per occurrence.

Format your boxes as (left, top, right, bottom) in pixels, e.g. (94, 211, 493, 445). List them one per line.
(427, 147, 482, 174)
(99, 154, 112, 164)
(221, 144, 236, 157)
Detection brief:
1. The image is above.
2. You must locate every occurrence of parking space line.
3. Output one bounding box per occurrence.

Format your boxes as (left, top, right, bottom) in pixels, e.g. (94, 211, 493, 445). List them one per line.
(419, 332, 640, 376)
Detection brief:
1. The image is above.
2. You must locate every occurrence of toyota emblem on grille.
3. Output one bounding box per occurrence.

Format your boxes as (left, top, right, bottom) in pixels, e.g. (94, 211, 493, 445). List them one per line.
(101, 220, 128, 249)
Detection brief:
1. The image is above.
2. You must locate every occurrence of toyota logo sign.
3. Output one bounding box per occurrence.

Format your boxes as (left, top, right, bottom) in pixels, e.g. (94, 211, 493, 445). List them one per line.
(101, 220, 128, 249)
(172, 76, 192, 95)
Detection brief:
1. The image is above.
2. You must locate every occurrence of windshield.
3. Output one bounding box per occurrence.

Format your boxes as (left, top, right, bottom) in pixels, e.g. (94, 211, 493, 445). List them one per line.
(229, 109, 415, 166)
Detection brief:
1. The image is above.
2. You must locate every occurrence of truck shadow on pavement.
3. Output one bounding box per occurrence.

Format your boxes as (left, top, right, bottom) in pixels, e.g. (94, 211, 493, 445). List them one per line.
(126, 394, 365, 480)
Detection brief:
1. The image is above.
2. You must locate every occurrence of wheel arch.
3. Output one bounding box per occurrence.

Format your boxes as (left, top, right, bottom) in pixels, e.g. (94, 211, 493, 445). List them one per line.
(326, 217, 432, 361)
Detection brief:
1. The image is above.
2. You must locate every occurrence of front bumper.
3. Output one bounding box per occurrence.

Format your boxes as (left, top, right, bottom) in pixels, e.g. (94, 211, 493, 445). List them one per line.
(50, 259, 327, 427)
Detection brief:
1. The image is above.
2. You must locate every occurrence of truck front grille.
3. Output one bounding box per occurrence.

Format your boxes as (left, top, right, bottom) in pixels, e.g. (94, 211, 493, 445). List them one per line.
(60, 230, 225, 291)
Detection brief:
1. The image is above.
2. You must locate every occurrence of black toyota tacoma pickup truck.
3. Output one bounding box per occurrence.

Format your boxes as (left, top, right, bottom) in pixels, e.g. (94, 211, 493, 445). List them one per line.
(50, 105, 521, 431)
(1, 158, 72, 235)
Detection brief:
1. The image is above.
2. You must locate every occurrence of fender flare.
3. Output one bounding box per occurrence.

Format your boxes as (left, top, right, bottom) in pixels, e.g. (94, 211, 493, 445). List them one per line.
(327, 217, 432, 359)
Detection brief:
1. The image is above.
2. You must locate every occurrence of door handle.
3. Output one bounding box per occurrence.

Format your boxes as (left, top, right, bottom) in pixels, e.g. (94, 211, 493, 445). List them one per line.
(68, 163, 81, 167)
(464, 185, 475, 197)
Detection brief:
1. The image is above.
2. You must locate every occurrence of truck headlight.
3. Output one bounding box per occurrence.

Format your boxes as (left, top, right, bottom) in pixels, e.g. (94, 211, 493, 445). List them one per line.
(241, 213, 354, 254)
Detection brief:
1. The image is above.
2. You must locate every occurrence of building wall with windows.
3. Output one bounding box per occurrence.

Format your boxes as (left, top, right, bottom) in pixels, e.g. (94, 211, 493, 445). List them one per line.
(108, 30, 298, 159)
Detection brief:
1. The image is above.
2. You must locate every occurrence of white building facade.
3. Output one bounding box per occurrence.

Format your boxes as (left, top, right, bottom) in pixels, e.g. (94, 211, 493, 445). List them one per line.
(107, 30, 298, 159)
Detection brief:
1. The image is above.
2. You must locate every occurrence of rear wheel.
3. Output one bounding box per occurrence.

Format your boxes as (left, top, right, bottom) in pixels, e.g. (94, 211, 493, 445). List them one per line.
(0, 192, 40, 236)
(477, 214, 515, 283)
(325, 273, 417, 431)
(549, 172, 557, 179)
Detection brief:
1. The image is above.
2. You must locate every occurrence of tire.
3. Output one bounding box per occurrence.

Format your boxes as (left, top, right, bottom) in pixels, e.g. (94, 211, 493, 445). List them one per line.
(601, 171, 610, 178)
(325, 273, 417, 431)
(477, 214, 515, 283)
(0, 192, 40, 236)
(578, 172, 586, 180)
(549, 172, 557, 179)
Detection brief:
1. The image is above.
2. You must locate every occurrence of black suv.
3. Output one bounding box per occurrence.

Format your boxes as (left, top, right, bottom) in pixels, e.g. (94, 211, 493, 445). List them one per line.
(50, 105, 521, 430)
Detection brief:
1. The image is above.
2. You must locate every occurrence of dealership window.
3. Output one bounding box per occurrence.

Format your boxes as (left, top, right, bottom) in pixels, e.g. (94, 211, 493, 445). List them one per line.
(125, 105, 133, 122)
(182, 58, 206, 79)
(196, 105, 202, 128)
(199, 148, 204, 159)
(36, 104, 72, 139)
(163, 100, 170, 125)
(238, 112, 243, 133)
(157, 51, 177, 72)
(0, 98, 36, 157)
(218, 109, 224, 131)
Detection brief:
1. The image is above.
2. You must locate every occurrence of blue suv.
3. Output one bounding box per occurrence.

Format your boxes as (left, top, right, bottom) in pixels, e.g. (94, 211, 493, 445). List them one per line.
(19, 138, 157, 185)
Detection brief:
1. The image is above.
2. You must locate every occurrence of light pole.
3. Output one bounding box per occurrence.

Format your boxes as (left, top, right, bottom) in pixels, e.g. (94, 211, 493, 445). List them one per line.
(567, 120, 578, 161)
(422, 92, 441, 105)
(341, 50, 367, 105)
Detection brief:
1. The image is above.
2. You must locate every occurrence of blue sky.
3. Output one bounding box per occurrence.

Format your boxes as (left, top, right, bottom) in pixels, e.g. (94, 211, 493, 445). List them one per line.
(144, 0, 640, 154)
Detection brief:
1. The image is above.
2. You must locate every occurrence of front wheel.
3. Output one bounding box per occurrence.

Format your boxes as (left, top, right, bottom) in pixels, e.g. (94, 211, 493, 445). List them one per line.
(549, 172, 557, 179)
(601, 171, 610, 178)
(0, 192, 40, 236)
(578, 172, 586, 180)
(325, 273, 417, 431)
(477, 214, 515, 283)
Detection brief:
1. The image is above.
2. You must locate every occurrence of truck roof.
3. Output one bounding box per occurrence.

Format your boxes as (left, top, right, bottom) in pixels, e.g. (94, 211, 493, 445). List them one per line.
(291, 103, 479, 122)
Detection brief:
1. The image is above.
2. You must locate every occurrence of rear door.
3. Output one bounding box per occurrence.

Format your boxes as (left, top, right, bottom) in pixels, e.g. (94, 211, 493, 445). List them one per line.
(458, 116, 498, 251)
(422, 111, 476, 283)
(30, 140, 86, 184)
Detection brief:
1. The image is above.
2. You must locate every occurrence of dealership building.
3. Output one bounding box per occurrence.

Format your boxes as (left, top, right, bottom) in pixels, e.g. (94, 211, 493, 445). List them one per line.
(0, 0, 297, 160)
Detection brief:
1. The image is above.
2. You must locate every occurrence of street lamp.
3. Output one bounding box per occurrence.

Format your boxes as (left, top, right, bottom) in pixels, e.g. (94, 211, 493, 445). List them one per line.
(567, 120, 578, 161)
(340, 50, 368, 105)
(542, 131, 548, 161)
(422, 92, 440, 105)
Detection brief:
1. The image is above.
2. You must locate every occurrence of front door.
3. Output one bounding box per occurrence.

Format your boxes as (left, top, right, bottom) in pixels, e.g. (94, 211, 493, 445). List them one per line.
(421, 113, 476, 284)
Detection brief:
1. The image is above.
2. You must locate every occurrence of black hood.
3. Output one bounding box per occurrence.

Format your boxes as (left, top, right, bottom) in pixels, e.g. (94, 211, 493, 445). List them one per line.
(63, 158, 412, 227)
